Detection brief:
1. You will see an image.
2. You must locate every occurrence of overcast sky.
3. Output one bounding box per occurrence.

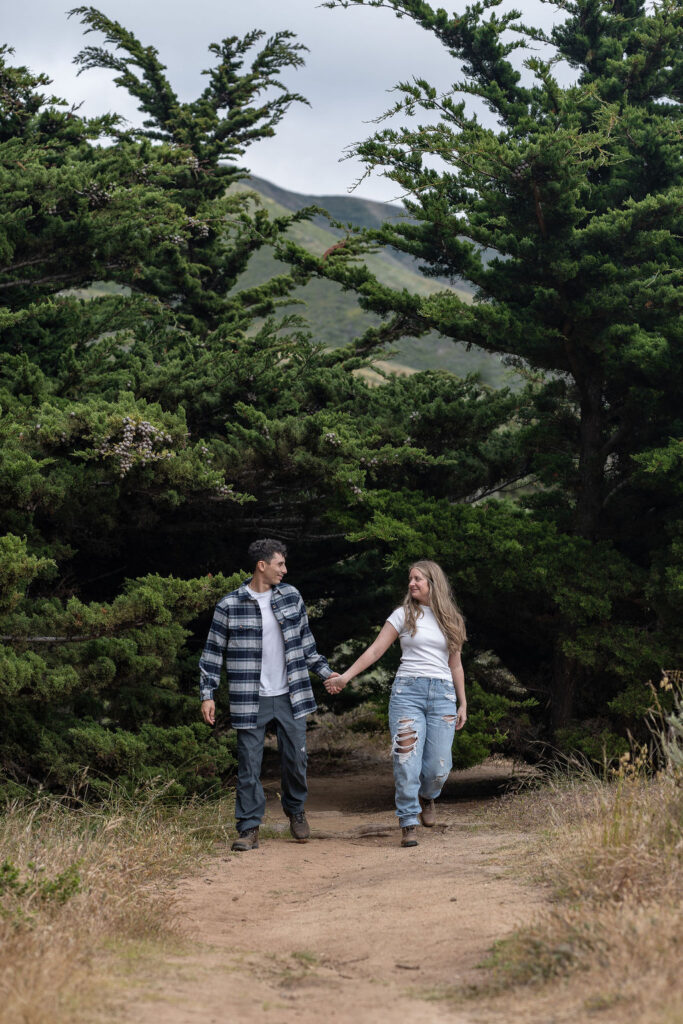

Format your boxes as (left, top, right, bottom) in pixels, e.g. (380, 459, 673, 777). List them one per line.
(3, 0, 561, 204)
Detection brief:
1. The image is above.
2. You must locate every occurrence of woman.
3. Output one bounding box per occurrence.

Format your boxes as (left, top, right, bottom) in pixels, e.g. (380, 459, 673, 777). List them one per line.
(325, 560, 467, 847)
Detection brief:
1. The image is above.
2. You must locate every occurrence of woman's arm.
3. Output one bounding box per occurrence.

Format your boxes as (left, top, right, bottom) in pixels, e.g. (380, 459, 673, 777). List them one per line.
(324, 622, 399, 693)
(449, 650, 467, 730)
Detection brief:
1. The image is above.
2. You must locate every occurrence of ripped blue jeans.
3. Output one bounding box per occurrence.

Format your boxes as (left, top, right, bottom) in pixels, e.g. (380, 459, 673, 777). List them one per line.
(388, 675, 457, 827)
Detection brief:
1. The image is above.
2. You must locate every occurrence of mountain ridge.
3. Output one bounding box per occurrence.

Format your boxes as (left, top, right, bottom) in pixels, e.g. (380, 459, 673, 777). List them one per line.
(233, 177, 512, 387)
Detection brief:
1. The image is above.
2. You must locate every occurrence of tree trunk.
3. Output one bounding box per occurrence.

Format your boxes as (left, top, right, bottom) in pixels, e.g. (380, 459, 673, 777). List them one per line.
(550, 644, 580, 733)
(551, 374, 605, 729)
(575, 376, 605, 541)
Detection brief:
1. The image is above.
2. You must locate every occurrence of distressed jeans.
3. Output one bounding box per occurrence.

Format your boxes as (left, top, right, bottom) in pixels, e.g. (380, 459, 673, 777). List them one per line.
(388, 675, 457, 827)
(234, 693, 308, 832)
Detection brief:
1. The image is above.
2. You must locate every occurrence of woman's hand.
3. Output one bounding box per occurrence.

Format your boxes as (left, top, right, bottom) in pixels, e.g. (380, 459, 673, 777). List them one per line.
(456, 704, 467, 730)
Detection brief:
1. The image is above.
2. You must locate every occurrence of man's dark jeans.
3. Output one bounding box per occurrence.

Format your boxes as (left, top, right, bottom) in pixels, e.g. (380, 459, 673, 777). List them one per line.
(234, 693, 308, 832)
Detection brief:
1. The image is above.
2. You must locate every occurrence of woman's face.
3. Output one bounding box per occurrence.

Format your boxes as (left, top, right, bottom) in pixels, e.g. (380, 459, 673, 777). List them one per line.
(408, 568, 430, 605)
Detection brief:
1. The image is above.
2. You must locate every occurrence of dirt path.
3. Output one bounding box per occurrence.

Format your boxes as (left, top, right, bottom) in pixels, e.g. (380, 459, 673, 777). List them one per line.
(112, 759, 547, 1024)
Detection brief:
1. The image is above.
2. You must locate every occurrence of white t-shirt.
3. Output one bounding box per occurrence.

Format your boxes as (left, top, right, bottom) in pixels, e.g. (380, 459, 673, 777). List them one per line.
(386, 605, 452, 681)
(246, 586, 289, 697)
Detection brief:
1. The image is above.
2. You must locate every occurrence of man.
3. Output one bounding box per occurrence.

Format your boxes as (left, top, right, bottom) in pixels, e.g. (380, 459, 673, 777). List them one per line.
(199, 539, 337, 851)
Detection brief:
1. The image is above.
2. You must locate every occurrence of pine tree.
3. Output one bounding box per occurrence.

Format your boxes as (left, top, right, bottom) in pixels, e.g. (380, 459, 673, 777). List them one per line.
(1, 11, 528, 792)
(0, 17, 319, 796)
(323, 0, 683, 732)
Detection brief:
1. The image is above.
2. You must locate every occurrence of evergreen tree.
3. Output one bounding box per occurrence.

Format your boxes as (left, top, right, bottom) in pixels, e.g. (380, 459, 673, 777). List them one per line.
(1, 11, 526, 793)
(9, 2, 655, 791)
(0, 16, 319, 796)
(323, 0, 683, 733)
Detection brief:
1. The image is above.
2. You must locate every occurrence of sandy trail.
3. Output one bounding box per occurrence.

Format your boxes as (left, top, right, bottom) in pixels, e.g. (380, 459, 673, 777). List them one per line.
(111, 759, 547, 1024)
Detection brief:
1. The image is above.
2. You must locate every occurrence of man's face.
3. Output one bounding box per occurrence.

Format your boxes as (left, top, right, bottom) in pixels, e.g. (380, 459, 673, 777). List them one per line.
(260, 553, 287, 587)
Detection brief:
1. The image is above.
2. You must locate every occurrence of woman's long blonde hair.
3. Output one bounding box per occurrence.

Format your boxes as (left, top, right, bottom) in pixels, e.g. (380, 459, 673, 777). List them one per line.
(402, 560, 467, 653)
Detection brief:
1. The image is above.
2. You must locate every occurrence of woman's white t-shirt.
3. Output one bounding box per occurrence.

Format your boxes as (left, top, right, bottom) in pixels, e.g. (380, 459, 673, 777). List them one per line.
(386, 605, 452, 681)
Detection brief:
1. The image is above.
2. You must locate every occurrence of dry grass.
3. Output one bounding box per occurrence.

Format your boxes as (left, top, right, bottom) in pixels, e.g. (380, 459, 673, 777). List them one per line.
(296, 708, 388, 765)
(480, 755, 683, 1023)
(3, 691, 682, 1024)
(0, 782, 234, 1024)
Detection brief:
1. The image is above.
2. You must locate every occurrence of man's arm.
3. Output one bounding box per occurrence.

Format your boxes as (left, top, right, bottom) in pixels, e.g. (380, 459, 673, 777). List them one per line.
(199, 602, 229, 724)
(298, 597, 333, 679)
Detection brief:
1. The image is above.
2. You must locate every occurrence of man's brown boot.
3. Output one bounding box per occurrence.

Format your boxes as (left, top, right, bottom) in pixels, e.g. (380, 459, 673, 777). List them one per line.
(419, 794, 436, 827)
(289, 811, 311, 842)
(231, 826, 259, 852)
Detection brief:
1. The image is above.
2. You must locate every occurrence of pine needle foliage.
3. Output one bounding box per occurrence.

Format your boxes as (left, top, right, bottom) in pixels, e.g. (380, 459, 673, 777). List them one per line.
(0, 16, 320, 797)
(1, 12, 527, 793)
(322, 0, 682, 736)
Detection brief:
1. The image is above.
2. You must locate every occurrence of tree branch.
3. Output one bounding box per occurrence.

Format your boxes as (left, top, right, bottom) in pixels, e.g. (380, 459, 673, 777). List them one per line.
(1, 622, 146, 644)
(0, 256, 52, 274)
(0, 272, 81, 291)
(463, 473, 533, 504)
(599, 421, 629, 459)
(0, 263, 125, 291)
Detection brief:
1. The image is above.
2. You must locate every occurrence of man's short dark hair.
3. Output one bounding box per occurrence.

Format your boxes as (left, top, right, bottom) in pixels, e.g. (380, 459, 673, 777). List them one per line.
(248, 538, 287, 566)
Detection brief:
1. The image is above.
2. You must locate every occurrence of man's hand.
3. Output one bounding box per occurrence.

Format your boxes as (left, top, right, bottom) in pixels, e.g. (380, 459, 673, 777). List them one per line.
(201, 699, 216, 726)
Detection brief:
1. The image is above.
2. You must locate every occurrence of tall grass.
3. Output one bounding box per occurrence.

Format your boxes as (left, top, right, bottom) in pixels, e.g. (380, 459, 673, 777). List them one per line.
(0, 781, 233, 1024)
(483, 678, 683, 1022)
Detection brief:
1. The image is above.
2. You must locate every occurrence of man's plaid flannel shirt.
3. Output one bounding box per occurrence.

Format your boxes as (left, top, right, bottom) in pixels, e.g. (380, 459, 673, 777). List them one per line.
(199, 580, 332, 729)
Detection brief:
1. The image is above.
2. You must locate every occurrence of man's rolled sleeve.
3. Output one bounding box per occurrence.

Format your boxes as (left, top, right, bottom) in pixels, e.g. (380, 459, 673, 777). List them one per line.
(199, 601, 229, 701)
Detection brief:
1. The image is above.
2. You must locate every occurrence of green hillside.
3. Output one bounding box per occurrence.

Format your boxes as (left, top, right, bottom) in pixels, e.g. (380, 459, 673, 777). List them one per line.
(235, 179, 513, 387)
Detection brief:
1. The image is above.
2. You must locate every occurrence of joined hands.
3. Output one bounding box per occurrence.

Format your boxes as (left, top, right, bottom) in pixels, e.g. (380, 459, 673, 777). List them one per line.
(325, 671, 349, 695)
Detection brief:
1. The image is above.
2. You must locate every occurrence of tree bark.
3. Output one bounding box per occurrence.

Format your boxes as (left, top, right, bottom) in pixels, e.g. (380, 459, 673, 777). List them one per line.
(550, 645, 580, 733)
(575, 376, 605, 541)
(551, 372, 605, 729)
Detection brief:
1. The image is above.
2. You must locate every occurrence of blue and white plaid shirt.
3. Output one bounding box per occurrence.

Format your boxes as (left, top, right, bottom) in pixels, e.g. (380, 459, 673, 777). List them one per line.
(199, 580, 332, 729)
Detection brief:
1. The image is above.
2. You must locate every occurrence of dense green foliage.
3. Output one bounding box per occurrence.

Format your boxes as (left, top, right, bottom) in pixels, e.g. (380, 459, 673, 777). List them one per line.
(0, 12, 315, 797)
(1, 0, 680, 796)
(0, 10, 529, 797)
(322, 0, 682, 743)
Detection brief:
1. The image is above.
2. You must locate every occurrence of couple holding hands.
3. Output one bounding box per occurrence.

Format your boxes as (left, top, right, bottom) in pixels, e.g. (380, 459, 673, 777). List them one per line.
(200, 539, 467, 850)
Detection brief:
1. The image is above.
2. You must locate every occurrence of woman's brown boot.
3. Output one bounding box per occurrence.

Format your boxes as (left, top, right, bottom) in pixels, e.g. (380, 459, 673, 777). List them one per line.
(401, 826, 418, 847)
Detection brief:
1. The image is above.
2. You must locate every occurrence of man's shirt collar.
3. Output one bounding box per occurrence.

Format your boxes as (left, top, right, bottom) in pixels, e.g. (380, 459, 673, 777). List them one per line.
(237, 579, 284, 601)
